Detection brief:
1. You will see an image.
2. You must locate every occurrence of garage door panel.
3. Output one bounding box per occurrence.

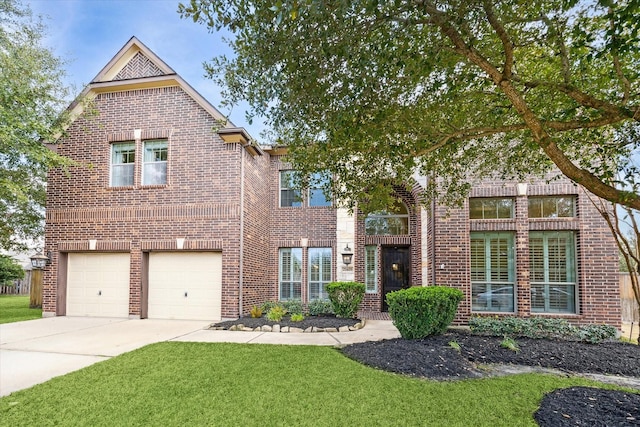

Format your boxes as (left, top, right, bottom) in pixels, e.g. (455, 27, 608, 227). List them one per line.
(67, 253, 130, 317)
(148, 252, 222, 321)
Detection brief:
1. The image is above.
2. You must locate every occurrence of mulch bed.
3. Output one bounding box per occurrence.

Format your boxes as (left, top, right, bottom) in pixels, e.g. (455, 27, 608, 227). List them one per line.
(341, 329, 640, 426)
(212, 317, 640, 425)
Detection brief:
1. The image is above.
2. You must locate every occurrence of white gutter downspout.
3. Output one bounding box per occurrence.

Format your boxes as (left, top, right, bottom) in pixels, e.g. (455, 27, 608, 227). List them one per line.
(239, 146, 245, 318)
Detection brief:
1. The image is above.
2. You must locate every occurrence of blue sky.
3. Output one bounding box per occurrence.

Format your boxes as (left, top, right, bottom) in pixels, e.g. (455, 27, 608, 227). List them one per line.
(29, 0, 265, 138)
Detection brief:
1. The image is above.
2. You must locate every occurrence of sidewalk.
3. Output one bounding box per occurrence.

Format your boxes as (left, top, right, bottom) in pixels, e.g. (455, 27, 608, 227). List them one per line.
(173, 319, 401, 346)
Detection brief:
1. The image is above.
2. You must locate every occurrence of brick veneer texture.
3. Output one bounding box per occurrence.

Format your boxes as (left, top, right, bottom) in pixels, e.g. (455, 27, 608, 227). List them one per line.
(44, 86, 248, 317)
(42, 54, 620, 325)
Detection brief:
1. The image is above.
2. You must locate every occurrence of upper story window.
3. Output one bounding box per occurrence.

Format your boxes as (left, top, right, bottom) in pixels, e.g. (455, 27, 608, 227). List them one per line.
(280, 170, 332, 207)
(365, 200, 409, 235)
(469, 198, 514, 219)
(528, 196, 575, 218)
(280, 171, 303, 207)
(110, 142, 135, 187)
(143, 140, 168, 185)
(308, 173, 332, 207)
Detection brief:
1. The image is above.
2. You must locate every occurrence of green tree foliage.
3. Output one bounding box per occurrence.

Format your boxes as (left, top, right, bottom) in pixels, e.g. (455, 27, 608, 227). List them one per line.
(180, 0, 640, 213)
(0, 0, 73, 250)
(0, 254, 25, 286)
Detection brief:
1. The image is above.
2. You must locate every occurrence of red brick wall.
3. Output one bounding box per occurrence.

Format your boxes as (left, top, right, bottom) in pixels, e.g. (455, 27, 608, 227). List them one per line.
(44, 86, 247, 318)
(430, 177, 620, 327)
(267, 156, 337, 305)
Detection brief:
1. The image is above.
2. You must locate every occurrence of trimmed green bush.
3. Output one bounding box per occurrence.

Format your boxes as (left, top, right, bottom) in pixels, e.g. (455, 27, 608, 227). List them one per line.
(307, 299, 334, 316)
(386, 286, 464, 339)
(326, 281, 365, 318)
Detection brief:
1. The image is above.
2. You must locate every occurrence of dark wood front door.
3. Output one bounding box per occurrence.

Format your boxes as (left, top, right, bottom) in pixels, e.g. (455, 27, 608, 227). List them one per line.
(382, 247, 411, 311)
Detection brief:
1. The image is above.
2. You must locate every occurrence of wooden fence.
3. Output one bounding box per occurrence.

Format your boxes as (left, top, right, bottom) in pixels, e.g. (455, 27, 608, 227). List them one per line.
(620, 273, 639, 323)
(0, 270, 32, 296)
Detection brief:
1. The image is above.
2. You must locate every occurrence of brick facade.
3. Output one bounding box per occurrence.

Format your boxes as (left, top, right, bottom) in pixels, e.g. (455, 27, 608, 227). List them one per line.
(42, 37, 621, 326)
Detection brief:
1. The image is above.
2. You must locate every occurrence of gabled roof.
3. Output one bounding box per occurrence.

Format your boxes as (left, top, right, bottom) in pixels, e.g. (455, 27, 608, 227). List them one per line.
(65, 36, 263, 155)
(70, 36, 233, 127)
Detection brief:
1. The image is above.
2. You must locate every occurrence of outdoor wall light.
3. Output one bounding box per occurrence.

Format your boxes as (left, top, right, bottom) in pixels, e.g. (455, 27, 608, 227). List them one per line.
(30, 250, 51, 270)
(341, 244, 353, 265)
(392, 263, 399, 271)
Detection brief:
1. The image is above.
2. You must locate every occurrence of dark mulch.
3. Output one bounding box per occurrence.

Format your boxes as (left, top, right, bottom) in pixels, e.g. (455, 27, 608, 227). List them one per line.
(341, 329, 640, 426)
(534, 386, 640, 426)
(212, 315, 361, 331)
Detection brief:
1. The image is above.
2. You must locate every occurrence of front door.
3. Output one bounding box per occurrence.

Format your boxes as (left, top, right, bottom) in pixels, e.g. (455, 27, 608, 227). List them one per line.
(382, 247, 410, 311)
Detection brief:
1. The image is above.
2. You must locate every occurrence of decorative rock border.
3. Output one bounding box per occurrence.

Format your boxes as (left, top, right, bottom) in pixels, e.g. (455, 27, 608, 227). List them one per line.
(210, 319, 366, 333)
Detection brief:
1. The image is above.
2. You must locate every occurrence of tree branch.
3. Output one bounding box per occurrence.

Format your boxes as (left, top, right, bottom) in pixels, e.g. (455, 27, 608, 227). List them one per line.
(483, 0, 514, 80)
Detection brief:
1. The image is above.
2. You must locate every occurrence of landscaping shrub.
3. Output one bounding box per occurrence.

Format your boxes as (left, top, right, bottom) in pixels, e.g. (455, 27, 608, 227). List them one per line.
(577, 324, 617, 344)
(307, 299, 334, 316)
(326, 281, 365, 318)
(249, 305, 263, 318)
(266, 306, 286, 321)
(260, 300, 281, 313)
(386, 286, 463, 339)
(281, 299, 303, 315)
(468, 316, 618, 343)
(290, 313, 304, 322)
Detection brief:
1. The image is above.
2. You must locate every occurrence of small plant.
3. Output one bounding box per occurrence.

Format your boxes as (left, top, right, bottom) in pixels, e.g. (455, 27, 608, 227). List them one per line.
(281, 299, 303, 315)
(249, 305, 263, 318)
(260, 300, 282, 313)
(266, 306, 287, 322)
(500, 336, 520, 353)
(327, 281, 365, 318)
(577, 324, 617, 344)
(307, 299, 334, 316)
(290, 313, 304, 322)
(448, 341, 461, 353)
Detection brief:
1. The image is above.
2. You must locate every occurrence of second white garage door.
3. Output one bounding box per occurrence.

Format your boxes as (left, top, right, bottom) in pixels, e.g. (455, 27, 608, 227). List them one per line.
(148, 252, 222, 321)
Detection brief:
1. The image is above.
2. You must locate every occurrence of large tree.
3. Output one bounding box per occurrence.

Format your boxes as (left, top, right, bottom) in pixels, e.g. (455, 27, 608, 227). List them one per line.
(180, 0, 639, 212)
(0, 0, 72, 250)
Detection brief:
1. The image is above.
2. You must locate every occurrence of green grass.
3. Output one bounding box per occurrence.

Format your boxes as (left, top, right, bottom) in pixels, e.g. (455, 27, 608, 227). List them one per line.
(0, 342, 630, 426)
(0, 295, 41, 324)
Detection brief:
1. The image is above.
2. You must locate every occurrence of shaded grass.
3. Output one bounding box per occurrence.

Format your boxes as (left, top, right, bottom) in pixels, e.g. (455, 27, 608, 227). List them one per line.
(0, 295, 41, 324)
(0, 342, 626, 426)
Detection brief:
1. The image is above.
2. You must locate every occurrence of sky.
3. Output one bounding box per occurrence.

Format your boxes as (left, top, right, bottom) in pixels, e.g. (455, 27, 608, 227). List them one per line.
(29, 0, 266, 138)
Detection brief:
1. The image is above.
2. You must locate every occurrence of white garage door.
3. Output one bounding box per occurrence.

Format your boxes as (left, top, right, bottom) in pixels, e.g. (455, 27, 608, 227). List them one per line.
(67, 253, 130, 317)
(148, 252, 222, 321)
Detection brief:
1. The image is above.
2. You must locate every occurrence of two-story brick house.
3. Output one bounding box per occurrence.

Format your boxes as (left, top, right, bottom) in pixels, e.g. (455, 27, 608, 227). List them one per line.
(42, 37, 621, 327)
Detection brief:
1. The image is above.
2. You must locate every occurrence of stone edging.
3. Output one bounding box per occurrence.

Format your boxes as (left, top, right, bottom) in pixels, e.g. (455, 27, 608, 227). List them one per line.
(210, 319, 367, 333)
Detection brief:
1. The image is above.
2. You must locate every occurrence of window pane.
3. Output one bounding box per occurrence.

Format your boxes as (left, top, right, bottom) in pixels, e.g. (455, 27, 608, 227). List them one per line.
(365, 202, 410, 235)
(280, 171, 302, 207)
(472, 283, 514, 312)
(365, 246, 377, 293)
(111, 142, 135, 186)
(470, 232, 515, 313)
(529, 232, 576, 313)
(280, 248, 302, 300)
(469, 198, 513, 219)
(529, 197, 575, 218)
(309, 248, 331, 300)
(143, 140, 167, 185)
(309, 172, 331, 207)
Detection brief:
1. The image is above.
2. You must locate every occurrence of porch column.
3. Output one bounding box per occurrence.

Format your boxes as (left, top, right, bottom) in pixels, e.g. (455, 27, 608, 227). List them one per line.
(336, 207, 355, 282)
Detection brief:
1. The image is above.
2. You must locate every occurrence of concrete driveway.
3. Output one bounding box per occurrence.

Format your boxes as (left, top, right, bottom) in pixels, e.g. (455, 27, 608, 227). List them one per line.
(0, 317, 209, 397)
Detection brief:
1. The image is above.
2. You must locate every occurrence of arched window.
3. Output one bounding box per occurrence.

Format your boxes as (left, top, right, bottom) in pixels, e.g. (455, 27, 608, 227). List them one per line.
(365, 200, 410, 235)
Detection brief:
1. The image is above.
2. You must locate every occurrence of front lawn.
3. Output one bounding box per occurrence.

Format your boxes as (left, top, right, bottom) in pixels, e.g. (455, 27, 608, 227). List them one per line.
(0, 342, 622, 426)
(0, 295, 41, 324)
